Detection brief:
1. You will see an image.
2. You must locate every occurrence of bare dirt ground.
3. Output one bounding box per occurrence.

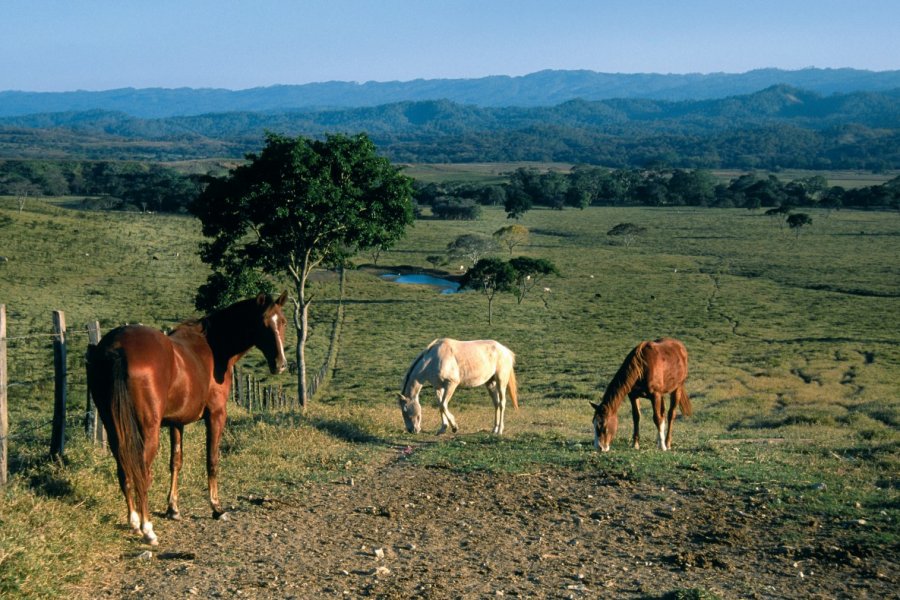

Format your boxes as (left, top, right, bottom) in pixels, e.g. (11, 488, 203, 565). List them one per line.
(94, 446, 896, 599)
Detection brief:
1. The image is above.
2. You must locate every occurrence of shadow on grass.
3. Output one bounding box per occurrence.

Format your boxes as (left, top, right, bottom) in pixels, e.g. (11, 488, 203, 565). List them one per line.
(308, 417, 387, 445)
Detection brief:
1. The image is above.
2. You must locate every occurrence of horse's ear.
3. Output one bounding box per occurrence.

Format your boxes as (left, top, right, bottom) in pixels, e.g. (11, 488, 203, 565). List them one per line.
(397, 393, 408, 402)
(256, 292, 268, 306)
(589, 401, 601, 412)
(275, 291, 288, 306)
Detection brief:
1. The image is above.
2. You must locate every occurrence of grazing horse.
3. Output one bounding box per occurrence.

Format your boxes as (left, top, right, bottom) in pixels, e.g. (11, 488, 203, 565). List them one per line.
(591, 338, 691, 452)
(87, 292, 288, 545)
(398, 338, 518, 435)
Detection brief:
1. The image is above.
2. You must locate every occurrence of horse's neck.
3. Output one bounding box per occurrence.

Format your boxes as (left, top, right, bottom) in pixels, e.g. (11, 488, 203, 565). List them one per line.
(600, 382, 629, 413)
(404, 378, 424, 401)
(204, 306, 256, 364)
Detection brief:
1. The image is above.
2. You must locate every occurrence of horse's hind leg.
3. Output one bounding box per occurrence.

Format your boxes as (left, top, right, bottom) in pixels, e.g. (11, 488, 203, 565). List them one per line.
(665, 392, 678, 449)
(138, 421, 161, 545)
(166, 425, 184, 520)
(113, 458, 140, 532)
(651, 392, 668, 451)
(487, 379, 505, 435)
(205, 407, 228, 520)
(436, 382, 459, 434)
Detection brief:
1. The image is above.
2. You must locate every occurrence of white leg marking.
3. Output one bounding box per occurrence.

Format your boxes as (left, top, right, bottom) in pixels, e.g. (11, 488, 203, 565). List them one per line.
(129, 511, 141, 531)
(658, 421, 668, 451)
(141, 521, 159, 546)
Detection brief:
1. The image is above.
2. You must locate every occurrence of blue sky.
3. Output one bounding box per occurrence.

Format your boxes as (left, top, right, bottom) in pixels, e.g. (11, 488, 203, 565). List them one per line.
(2, 0, 898, 92)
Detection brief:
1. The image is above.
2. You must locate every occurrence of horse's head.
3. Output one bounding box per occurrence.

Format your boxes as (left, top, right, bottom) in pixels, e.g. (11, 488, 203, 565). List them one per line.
(255, 291, 288, 375)
(590, 401, 617, 452)
(397, 393, 422, 434)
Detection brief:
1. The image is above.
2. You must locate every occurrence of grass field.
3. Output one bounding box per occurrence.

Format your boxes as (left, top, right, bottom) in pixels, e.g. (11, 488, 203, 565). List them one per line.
(399, 162, 899, 188)
(0, 195, 898, 597)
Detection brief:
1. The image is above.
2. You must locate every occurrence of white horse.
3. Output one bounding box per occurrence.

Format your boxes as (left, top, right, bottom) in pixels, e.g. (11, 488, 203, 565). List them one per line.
(398, 338, 518, 435)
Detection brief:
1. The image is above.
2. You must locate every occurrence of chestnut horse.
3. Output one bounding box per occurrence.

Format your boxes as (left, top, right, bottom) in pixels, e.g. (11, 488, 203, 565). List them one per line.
(398, 338, 518, 435)
(590, 338, 691, 452)
(87, 292, 287, 545)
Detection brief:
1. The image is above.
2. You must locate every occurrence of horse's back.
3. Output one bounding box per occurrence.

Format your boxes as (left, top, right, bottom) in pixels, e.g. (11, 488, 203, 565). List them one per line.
(436, 339, 513, 386)
(642, 338, 688, 392)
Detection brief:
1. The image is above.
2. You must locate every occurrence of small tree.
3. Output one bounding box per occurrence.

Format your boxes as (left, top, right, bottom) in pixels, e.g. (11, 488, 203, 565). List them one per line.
(787, 213, 812, 238)
(509, 256, 559, 304)
(460, 258, 516, 324)
(493, 224, 530, 255)
(192, 132, 414, 409)
(447, 233, 498, 267)
(607, 222, 647, 247)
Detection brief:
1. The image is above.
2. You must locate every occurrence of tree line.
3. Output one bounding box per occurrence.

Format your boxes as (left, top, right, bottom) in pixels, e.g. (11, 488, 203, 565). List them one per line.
(4, 157, 898, 217)
(0, 159, 205, 212)
(414, 167, 900, 218)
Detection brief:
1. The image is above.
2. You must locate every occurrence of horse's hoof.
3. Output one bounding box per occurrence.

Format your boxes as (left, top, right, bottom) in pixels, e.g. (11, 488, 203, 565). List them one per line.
(213, 511, 230, 522)
(166, 509, 182, 521)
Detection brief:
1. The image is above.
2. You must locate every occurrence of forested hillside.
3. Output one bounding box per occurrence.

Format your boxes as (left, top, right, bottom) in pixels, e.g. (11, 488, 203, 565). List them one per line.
(1, 86, 898, 169)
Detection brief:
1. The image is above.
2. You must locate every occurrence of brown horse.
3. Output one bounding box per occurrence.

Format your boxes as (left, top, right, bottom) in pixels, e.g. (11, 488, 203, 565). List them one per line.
(87, 292, 287, 545)
(590, 338, 691, 452)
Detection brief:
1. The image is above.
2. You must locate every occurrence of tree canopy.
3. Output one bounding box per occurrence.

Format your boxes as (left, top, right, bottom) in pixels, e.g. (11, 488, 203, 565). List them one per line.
(191, 132, 414, 407)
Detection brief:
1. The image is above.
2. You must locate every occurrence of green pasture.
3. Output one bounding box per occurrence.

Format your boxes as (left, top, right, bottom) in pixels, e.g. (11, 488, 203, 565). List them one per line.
(0, 196, 898, 597)
(399, 161, 899, 188)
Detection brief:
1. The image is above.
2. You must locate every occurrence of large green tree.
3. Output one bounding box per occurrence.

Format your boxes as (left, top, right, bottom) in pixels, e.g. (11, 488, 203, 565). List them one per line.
(191, 132, 414, 408)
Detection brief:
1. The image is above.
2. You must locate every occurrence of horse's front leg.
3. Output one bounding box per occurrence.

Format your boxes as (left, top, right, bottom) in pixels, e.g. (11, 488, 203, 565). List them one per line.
(487, 379, 505, 435)
(205, 407, 229, 520)
(436, 382, 459, 434)
(651, 392, 668, 450)
(630, 396, 641, 449)
(166, 424, 184, 520)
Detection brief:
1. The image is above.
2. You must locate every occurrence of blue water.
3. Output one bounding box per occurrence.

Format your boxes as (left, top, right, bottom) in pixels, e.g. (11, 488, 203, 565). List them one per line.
(382, 273, 460, 294)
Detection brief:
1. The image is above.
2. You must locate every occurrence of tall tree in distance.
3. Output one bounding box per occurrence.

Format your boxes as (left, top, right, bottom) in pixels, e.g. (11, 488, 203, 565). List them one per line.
(460, 258, 516, 325)
(192, 132, 414, 409)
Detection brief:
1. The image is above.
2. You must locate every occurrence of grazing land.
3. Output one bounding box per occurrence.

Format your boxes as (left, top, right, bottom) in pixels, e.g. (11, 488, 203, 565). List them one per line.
(0, 197, 897, 598)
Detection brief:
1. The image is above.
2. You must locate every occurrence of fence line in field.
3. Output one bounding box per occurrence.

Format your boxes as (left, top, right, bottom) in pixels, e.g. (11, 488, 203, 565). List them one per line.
(0, 278, 346, 484)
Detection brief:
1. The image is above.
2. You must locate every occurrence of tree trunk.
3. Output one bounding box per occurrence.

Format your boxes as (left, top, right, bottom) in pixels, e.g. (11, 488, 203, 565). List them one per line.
(293, 290, 311, 412)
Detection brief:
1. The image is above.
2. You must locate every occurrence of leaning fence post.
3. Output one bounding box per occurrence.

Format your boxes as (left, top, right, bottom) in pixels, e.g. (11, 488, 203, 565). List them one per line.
(84, 320, 106, 447)
(1, 305, 8, 485)
(50, 311, 67, 459)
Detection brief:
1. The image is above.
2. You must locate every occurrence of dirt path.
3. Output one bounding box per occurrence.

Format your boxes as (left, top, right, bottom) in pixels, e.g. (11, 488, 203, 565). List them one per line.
(95, 446, 895, 599)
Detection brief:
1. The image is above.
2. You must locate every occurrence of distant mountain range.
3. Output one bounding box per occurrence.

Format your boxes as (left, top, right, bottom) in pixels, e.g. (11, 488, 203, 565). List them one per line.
(2, 68, 899, 118)
(2, 84, 898, 168)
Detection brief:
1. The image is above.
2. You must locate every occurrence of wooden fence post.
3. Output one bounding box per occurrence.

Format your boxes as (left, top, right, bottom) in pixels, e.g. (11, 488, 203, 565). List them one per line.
(1, 305, 8, 485)
(50, 311, 67, 458)
(84, 320, 105, 447)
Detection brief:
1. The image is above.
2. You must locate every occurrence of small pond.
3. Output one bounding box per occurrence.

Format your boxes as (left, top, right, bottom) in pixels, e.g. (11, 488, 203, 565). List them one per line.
(381, 273, 460, 294)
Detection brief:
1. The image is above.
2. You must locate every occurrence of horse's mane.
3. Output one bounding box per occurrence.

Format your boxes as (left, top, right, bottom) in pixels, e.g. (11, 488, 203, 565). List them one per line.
(402, 339, 441, 396)
(168, 296, 259, 338)
(600, 341, 648, 413)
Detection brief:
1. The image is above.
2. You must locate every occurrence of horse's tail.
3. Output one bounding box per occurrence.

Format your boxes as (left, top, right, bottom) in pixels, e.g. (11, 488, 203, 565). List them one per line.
(507, 365, 519, 410)
(108, 350, 147, 511)
(676, 385, 693, 417)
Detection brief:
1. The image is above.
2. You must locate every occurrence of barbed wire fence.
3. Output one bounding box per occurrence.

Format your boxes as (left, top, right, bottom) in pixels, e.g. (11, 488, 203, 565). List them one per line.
(0, 276, 347, 485)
